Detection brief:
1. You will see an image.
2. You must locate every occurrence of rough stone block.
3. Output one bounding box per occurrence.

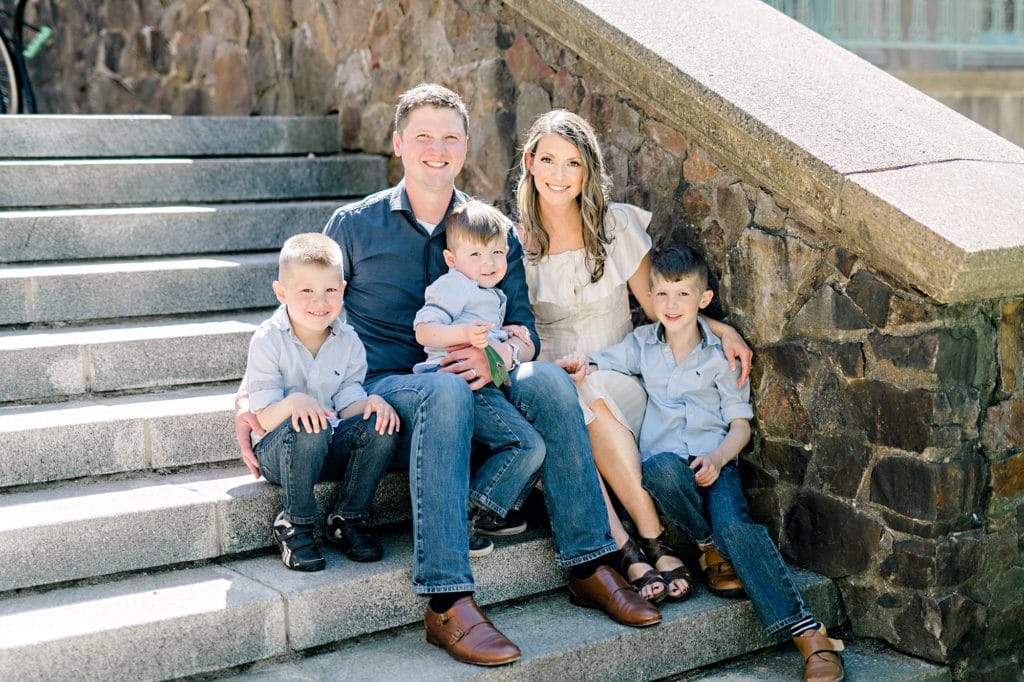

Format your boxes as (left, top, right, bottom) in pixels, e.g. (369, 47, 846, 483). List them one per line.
(846, 271, 892, 327)
(0, 565, 286, 681)
(997, 300, 1023, 393)
(983, 394, 1024, 455)
(0, 476, 220, 591)
(990, 452, 1024, 499)
(848, 380, 933, 451)
(759, 439, 811, 485)
(783, 490, 884, 576)
(810, 435, 870, 499)
(870, 456, 983, 526)
(893, 593, 986, 663)
(791, 285, 871, 334)
(757, 380, 812, 442)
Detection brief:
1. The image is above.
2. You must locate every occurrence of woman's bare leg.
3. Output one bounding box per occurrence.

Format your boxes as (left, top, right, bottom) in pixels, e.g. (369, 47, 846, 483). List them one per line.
(589, 399, 690, 598)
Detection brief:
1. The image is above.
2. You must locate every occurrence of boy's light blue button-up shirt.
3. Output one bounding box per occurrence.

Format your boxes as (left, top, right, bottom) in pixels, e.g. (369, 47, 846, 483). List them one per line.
(245, 304, 368, 446)
(588, 318, 753, 461)
(412, 268, 509, 372)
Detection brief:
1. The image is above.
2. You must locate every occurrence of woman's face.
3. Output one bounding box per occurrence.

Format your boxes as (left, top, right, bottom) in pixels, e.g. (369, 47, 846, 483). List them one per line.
(526, 134, 585, 210)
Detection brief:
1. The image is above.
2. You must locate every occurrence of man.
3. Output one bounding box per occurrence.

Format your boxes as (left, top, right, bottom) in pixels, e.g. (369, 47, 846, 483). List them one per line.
(238, 83, 659, 666)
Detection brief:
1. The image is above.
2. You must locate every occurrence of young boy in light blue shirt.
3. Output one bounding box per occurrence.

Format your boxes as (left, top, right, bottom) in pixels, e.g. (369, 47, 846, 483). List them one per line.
(561, 245, 844, 682)
(246, 233, 399, 571)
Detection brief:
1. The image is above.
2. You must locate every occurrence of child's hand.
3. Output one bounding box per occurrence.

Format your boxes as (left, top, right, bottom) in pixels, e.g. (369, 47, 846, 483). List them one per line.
(555, 351, 591, 384)
(364, 394, 400, 435)
(501, 324, 531, 344)
(690, 455, 721, 488)
(463, 321, 494, 349)
(289, 392, 335, 433)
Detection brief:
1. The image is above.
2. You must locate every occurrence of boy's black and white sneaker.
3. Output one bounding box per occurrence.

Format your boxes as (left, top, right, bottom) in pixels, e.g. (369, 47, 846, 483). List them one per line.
(273, 511, 325, 572)
(470, 507, 528, 537)
(468, 529, 494, 558)
(325, 514, 383, 562)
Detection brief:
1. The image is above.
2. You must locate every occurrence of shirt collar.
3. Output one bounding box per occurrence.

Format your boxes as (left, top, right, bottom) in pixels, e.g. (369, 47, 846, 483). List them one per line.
(648, 317, 719, 349)
(388, 178, 467, 230)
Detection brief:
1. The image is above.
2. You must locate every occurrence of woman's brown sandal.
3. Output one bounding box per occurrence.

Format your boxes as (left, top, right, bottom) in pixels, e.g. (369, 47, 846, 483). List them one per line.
(618, 537, 668, 604)
(639, 532, 693, 602)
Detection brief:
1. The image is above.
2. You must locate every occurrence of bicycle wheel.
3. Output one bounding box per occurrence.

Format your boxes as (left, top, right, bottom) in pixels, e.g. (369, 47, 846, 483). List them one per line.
(0, 31, 19, 114)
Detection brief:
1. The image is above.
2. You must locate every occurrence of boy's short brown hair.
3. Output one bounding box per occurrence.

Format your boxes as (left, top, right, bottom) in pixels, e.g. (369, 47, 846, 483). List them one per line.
(279, 233, 344, 280)
(444, 200, 509, 248)
(650, 245, 710, 291)
(394, 83, 469, 135)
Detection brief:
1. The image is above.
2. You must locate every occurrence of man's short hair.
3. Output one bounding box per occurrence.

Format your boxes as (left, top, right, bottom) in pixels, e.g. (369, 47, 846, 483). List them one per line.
(394, 83, 469, 135)
(650, 245, 710, 291)
(279, 233, 344, 279)
(445, 200, 509, 247)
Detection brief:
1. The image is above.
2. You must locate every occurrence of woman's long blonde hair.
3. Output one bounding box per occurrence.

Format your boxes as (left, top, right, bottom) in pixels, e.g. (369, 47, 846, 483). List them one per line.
(516, 110, 613, 283)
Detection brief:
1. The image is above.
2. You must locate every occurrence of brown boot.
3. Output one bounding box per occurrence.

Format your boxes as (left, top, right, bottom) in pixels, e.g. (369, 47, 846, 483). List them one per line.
(793, 626, 845, 682)
(424, 596, 521, 666)
(698, 542, 745, 598)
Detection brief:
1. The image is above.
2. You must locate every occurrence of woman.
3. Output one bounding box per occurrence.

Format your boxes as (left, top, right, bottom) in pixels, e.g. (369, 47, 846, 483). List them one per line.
(515, 110, 753, 602)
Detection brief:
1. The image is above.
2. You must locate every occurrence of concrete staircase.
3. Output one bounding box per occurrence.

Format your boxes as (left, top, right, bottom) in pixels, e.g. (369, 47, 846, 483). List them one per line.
(0, 116, 949, 681)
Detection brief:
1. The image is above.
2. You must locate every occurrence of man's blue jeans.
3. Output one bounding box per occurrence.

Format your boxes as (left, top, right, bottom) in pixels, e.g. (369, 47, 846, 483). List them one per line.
(367, 361, 615, 595)
(641, 454, 813, 634)
(255, 414, 397, 526)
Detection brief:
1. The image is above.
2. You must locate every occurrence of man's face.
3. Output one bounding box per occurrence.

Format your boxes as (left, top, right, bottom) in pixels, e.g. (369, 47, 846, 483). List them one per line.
(393, 106, 468, 194)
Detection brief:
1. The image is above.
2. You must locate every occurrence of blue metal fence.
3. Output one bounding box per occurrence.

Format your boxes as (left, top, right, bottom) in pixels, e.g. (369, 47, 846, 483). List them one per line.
(764, 0, 1024, 66)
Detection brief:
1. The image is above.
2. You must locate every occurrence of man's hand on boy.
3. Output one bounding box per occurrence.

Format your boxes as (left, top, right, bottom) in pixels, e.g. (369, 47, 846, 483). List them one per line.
(556, 352, 592, 384)
(289, 392, 335, 434)
(440, 344, 491, 390)
(690, 455, 722, 488)
(463, 321, 494, 349)
(363, 394, 400, 435)
(235, 410, 264, 479)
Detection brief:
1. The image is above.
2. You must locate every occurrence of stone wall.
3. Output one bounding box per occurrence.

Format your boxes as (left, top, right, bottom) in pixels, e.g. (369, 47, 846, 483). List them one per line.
(22, 1, 1024, 678)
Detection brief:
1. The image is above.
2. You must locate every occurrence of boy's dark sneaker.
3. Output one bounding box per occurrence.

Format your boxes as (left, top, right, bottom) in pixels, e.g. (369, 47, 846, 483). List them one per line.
(470, 507, 528, 537)
(325, 514, 383, 562)
(273, 511, 325, 572)
(468, 529, 494, 558)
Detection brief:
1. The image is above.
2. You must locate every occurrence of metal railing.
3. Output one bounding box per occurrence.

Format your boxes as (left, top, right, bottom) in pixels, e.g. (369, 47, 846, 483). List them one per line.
(764, 0, 1024, 66)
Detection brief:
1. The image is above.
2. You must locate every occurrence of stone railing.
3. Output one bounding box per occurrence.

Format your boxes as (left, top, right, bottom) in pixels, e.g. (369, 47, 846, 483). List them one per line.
(22, 0, 1024, 678)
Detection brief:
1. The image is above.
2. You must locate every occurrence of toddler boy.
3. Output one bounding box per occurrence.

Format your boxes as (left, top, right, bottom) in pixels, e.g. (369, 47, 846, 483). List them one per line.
(414, 200, 545, 557)
(246, 233, 399, 571)
(562, 245, 844, 682)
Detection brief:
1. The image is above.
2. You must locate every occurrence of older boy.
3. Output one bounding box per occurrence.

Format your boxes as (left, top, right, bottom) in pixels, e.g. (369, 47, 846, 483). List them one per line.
(563, 246, 844, 682)
(246, 233, 399, 571)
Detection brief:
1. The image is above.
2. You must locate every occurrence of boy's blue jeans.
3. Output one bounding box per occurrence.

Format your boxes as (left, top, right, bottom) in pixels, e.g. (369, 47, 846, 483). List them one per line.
(641, 453, 813, 635)
(469, 383, 546, 517)
(367, 361, 615, 595)
(255, 414, 397, 526)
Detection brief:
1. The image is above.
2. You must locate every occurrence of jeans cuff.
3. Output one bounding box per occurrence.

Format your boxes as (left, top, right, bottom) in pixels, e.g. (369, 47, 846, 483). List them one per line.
(468, 491, 509, 518)
(413, 582, 477, 595)
(285, 512, 318, 526)
(329, 509, 368, 522)
(764, 608, 816, 636)
(555, 542, 617, 567)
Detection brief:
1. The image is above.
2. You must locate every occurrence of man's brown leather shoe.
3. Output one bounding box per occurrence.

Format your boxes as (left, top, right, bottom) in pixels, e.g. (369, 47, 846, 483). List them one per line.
(793, 626, 845, 682)
(699, 542, 745, 598)
(424, 596, 521, 666)
(568, 564, 662, 628)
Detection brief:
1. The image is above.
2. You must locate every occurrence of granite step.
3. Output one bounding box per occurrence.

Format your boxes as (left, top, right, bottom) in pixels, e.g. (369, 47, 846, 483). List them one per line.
(226, 570, 843, 682)
(674, 635, 950, 682)
(0, 155, 385, 208)
(0, 310, 267, 403)
(0, 385, 240, 488)
(0, 253, 280, 325)
(0, 200, 345, 264)
(0, 115, 340, 159)
(0, 464, 411, 592)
